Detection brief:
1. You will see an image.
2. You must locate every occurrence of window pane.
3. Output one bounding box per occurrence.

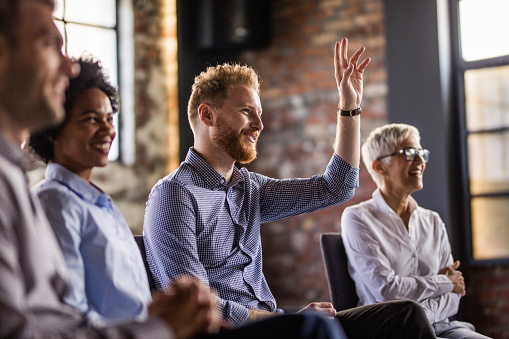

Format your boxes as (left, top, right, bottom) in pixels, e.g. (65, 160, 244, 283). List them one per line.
(459, 0, 509, 61)
(65, 0, 116, 28)
(464, 66, 509, 131)
(468, 132, 509, 195)
(66, 24, 118, 86)
(472, 196, 509, 260)
(53, 0, 64, 20)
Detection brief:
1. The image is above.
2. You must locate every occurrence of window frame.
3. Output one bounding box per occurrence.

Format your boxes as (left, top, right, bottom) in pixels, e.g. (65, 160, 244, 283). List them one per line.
(450, 0, 509, 264)
(53, 0, 128, 163)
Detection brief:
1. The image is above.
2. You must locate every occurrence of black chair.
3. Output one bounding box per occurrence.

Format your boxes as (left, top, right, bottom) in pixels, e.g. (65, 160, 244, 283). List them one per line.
(320, 233, 358, 311)
(134, 235, 157, 291)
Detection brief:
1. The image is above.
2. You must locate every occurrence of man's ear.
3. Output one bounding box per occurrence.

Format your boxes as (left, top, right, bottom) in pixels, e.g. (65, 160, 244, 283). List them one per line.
(197, 103, 215, 127)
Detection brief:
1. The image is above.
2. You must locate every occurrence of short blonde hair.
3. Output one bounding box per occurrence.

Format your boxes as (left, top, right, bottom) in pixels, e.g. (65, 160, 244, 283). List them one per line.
(362, 123, 420, 187)
(187, 63, 260, 133)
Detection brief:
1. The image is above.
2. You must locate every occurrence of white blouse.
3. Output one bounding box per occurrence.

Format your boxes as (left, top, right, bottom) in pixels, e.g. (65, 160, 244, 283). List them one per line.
(341, 188, 461, 324)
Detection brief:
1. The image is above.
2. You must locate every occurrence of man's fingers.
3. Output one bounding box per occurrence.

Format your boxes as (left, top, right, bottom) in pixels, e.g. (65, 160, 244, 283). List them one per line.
(349, 46, 365, 67)
(357, 57, 371, 73)
(341, 37, 348, 67)
(334, 41, 340, 68)
(334, 41, 342, 82)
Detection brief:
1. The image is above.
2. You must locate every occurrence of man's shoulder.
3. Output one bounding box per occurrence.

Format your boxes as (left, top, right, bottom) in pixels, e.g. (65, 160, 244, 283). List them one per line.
(238, 166, 271, 184)
(0, 154, 26, 197)
(0, 155, 23, 223)
(152, 162, 203, 191)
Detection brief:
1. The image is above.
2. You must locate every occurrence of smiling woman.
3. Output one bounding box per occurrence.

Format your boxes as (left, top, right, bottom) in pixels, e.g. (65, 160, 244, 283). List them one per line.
(28, 57, 119, 171)
(52, 87, 116, 182)
(341, 123, 491, 339)
(25, 57, 154, 325)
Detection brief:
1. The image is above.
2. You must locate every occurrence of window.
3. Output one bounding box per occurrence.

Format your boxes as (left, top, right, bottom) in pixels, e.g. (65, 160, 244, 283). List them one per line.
(53, 0, 135, 164)
(453, 0, 509, 261)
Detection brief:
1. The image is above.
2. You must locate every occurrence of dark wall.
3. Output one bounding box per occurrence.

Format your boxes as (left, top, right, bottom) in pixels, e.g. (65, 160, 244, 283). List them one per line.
(176, 0, 239, 157)
(177, 0, 270, 158)
(384, 0, 453, 234)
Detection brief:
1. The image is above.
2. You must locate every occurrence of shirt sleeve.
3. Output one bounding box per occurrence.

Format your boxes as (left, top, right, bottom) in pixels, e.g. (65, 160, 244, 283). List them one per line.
(0, 182, 28, 338)
(36, 186, 108, 324)
(418, 216, 461, 323)
(143, 180, 250, 326)
(257, 154, 359, 224)
(419, 291, 461, 323)
(341, 207, 453, 304)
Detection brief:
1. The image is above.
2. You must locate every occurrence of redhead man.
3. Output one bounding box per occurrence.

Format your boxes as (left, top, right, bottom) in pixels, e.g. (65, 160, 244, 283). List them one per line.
(144, 39, 437, 339)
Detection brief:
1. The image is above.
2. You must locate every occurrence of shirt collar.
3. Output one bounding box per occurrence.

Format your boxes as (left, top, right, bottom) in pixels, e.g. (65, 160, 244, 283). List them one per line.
(185, 147, 243, 190)
(45, 162, 113, 209)
(372, 187, 419, 215)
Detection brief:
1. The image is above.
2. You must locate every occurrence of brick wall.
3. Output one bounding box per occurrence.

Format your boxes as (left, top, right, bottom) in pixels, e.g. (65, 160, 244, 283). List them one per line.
(463, 265, 509, 338)
(240, 0, 386, 307)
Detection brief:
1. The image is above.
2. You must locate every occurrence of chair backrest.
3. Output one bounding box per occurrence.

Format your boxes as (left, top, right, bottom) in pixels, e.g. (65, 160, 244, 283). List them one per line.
(320, 232, 358, 311)
(134, 235, 157, 291)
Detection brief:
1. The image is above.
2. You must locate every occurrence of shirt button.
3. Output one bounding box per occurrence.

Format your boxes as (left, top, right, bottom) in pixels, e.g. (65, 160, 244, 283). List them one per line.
(412, 252, 417, 258)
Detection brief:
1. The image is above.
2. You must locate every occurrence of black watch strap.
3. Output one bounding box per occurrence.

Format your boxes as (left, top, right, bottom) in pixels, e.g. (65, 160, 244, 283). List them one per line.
(339, 108, 362, 116)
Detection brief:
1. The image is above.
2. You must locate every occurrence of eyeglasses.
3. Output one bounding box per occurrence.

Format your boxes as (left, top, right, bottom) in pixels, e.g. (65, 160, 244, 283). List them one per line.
(377, 147, 429, 163)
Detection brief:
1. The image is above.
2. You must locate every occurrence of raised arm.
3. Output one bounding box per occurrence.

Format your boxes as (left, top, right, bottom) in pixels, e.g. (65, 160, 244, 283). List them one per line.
(333, 37, 370, 167)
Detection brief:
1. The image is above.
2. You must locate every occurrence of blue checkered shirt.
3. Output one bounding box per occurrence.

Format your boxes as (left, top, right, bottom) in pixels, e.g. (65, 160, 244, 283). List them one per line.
(143, 148, 359, 327)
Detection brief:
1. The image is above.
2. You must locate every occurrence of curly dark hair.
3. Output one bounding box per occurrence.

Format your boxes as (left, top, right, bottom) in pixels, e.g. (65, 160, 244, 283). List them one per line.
(28, 56, 119, 163)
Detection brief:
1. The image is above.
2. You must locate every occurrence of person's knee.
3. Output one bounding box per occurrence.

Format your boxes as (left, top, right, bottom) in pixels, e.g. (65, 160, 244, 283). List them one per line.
(290, 313, 346, 339)
(392, 300, 433, 331)
(397, 300, 427, 316)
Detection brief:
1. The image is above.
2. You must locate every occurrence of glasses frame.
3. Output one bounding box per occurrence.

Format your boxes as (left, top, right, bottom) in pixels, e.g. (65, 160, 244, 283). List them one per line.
(377, 147, 430, 163)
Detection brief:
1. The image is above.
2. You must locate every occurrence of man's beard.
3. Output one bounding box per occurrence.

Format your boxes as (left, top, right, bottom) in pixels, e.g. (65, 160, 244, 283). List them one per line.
(213, 116, 258, 164)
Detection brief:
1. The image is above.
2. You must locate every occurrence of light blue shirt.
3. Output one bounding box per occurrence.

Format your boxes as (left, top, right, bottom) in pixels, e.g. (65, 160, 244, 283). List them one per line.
(33, 163, 152, 326)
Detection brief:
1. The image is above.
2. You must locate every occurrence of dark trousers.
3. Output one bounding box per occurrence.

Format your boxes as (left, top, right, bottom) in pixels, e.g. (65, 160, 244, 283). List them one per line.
(209, 313, 347, 339)
(337, 300, 436, 339)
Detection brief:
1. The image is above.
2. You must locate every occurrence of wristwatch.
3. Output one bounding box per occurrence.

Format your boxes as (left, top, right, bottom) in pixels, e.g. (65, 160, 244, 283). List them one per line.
(339, 108, 361, 116)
